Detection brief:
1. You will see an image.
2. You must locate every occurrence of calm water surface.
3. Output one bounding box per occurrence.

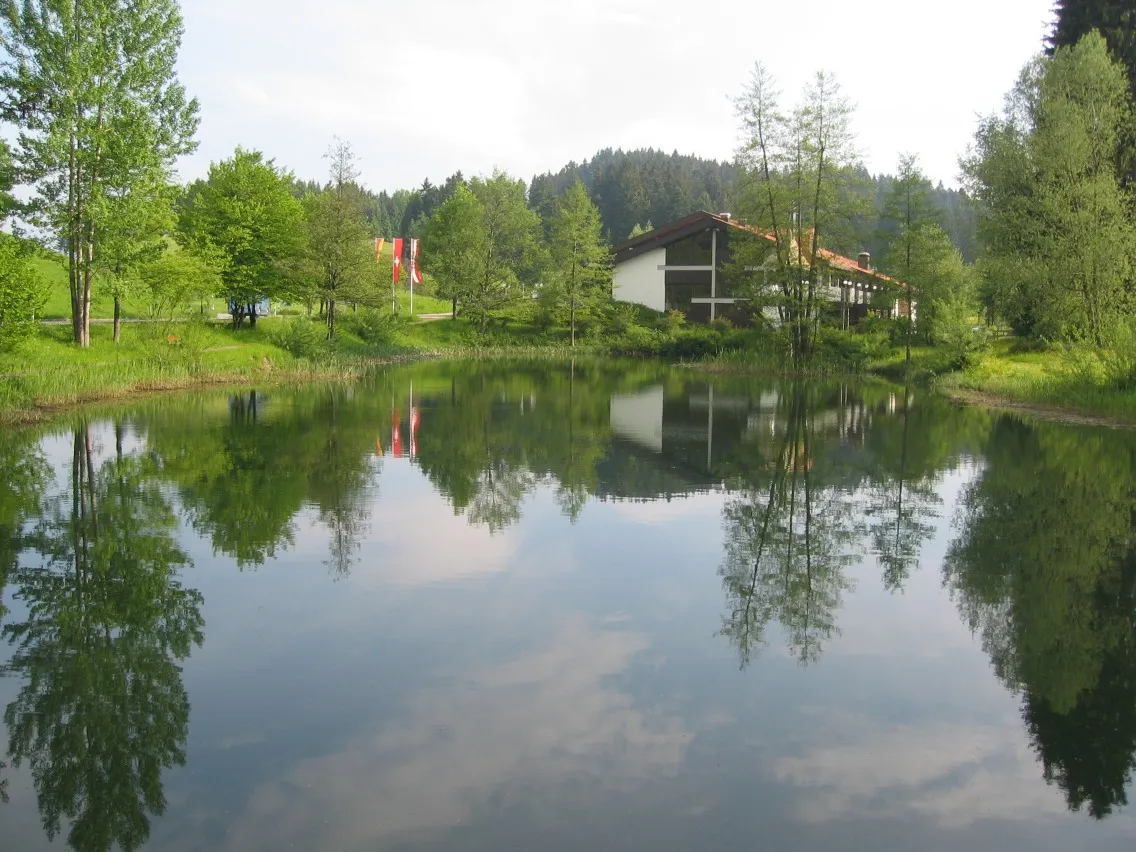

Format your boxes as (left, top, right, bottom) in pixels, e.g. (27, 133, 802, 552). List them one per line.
(2, 360, 1135, 851)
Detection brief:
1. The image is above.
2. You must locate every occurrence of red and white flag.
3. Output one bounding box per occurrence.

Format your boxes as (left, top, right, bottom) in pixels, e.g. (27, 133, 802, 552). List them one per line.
(391, 408, 403, 458)
(392, 238, 404, 284)
(409, 238, 422, 285)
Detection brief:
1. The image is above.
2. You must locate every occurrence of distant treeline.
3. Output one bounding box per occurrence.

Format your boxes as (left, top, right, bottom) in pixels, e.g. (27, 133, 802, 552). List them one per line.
(350, 148, 979, 262)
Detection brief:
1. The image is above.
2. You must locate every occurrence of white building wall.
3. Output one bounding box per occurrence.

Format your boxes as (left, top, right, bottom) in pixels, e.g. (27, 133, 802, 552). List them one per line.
(613, 248, 666, 312)
(610, 385, 664, 453)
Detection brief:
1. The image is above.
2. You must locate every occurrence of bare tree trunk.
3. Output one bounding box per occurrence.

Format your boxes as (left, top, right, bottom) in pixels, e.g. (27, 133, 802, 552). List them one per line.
(327, 298, 336, 340)
(113, 296, 121, 343)
(451, 297, 457, 320)
(570, 294, 576, 347)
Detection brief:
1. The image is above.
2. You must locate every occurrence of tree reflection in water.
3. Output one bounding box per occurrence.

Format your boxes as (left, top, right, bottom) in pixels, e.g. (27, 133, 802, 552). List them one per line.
(944, 419, 1136, 818)
(2, 362, 1136, 843)
(1, 423, 204, 852)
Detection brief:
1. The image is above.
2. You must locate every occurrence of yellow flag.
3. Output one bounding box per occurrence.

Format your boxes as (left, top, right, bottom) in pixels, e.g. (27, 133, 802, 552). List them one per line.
(375, 238, 386, 260)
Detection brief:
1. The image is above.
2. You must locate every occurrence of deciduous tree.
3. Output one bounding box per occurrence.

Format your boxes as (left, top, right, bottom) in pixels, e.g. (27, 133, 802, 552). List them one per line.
(422, 184, 487, 319)
(305, 140, 375, 339)
(179, 149, 308, 329)
(0, 0, 199, 347)
(732, 64, 860, 361)
(545, 180, 611, 345)
(466, 171, 541, 330)
(963, 34, 1136, 345)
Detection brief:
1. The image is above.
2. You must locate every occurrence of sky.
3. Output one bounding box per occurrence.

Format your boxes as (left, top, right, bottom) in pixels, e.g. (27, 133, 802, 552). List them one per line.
(176, 0, 1056, 193)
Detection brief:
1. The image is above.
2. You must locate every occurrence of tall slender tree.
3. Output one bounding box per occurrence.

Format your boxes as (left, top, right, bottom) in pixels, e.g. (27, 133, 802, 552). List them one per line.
(879, 154, 938, 364)
(545, 180, 611, 346)
(0, 0, 199, 347)
(306, 139, 374, 339)
(733, 64, 859, 361)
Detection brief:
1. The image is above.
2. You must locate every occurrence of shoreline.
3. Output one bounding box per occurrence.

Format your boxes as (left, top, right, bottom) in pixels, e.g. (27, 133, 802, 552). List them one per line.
(0, 355, 428, 428)
(937, 385, 1136, 430)
(6, 346, 1135, 432)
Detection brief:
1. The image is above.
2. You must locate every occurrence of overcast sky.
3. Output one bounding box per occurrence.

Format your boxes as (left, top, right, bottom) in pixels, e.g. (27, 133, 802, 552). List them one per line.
(176, 0, 1055, 193)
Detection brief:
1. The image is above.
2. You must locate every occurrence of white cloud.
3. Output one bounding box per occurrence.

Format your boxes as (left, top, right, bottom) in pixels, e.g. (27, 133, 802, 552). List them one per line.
(774, 715, 1083, 828)
(176, 0, 1055, 189)
(218, 615, 690, 850)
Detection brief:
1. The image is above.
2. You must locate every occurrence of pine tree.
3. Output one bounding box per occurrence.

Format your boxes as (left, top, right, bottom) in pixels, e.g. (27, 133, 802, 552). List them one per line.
(546, 180, 611, 346)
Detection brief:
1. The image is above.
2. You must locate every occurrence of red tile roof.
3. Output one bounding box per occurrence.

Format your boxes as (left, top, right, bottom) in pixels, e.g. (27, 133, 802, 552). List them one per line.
(613, 211, 904, 287)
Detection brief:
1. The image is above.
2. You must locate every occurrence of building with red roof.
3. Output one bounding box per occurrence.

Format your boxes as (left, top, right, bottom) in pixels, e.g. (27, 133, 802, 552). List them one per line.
(611, 211, 906, 326)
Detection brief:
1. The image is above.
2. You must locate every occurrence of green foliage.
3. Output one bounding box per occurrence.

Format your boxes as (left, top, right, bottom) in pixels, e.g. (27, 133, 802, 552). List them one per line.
(304, 140, 377, 338)
(136, 241, 222, 327)
(659, 309, 687, 333)
(932, 281, 991, 370)
(545, 180, 612, 345)
(0, 238, 47, 350)
(464, 172, 542, 329)
(421, 183, 487, 315)
(964, 34, 1136, 345)
(180, 148, 308, 328)
(268, 316, 329, 359)
(1050, 0, 1136, 181)
(532, 148, 733, 243)
(733, 63, 862, 362)
(0, 0, 199, 346)
(339, 307, 403, 346)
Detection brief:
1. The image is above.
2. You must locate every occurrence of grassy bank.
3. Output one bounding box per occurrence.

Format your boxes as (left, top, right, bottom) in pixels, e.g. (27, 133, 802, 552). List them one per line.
(8, 308, 1135, 428)
(0, 321, 381, 424)
(934, 339, 1136, 424)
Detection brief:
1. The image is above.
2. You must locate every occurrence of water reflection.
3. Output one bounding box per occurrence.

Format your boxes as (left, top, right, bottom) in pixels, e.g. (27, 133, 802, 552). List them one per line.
(944, 418, 1136, 818)
(2, 424, 204, 851)
(0, 361, 1134, 849)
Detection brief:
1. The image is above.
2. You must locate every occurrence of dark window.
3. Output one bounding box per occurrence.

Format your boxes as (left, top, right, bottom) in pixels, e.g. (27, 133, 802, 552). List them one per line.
(665, 231, 714, 266)
(665, 269, 711, 318)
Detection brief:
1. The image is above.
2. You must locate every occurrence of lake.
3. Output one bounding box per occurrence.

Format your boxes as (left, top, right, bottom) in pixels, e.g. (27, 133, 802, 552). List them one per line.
(1, 359, 1135, 851)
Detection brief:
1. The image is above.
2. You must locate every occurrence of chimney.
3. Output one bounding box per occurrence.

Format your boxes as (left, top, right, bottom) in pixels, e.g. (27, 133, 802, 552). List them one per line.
(857, 251, 871, 270)
(720, 212, 731, 221)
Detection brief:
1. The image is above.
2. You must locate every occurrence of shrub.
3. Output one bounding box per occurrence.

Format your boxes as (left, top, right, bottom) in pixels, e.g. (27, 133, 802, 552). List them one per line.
(608, 325, 664, 355)
(932, 295, 991, 370)
(658, 309, 687, 334)
(603, 302, 640, 335)
(811, 328, 886, 372)
(659, 326, 724, 359)
(0, 240, 47, 351)
(1071, 320, 1136, 391)
(268, 317, 328, 359)
(341, 308, 402, 345)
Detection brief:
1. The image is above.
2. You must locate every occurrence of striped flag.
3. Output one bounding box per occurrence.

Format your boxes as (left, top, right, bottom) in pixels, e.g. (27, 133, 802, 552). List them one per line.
(409, 238, 422, 285)
(374, 238, 385, 260)
(391, 408, 403, 458)
(392, 238, 404, 284)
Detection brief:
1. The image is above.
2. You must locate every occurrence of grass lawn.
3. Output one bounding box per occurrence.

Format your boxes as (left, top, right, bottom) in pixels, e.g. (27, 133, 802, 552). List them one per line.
(936, 338, 1136, 423)
(0, 321, 326, 421)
